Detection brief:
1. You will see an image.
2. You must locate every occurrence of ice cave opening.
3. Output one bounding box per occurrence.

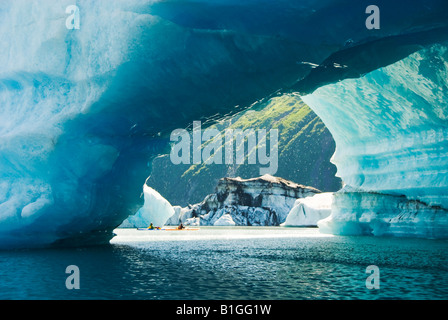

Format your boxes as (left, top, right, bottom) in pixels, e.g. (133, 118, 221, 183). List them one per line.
(0, 0, 447, 248)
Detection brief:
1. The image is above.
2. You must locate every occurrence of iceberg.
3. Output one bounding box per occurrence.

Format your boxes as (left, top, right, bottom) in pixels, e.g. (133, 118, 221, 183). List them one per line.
(213, 214, 236, 227)
(119, 185, 174, 228)
(281, 193, 333, 227)
(165, 175, 321, 226)
(302, 44, 448, 238)
(1, 0, 448, 247)
(318, 189, 448, 238)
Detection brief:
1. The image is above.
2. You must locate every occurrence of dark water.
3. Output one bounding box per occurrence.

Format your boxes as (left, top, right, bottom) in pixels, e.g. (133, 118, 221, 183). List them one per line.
(0, 228, 447, 300)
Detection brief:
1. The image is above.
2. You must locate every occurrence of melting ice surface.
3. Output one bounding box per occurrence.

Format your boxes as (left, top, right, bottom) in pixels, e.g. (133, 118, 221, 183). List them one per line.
(1, 0, 448, 247)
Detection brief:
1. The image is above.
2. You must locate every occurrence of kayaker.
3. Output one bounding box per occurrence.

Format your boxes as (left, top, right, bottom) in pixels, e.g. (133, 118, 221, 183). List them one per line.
(178, 223, 185, 230)
(148, 223, 155, 230)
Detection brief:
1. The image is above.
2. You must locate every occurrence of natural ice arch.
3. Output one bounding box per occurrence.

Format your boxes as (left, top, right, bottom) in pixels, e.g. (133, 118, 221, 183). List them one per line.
(1, 0, 448, 248)
(0, 0, 323, 248)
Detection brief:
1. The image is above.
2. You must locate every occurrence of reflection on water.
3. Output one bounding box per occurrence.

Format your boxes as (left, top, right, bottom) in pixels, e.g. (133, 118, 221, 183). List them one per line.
(0, 227, 447, 300)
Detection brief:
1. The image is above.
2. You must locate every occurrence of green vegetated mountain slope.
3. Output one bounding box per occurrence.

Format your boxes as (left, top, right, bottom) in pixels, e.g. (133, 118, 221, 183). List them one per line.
(147, 94, 342, 207)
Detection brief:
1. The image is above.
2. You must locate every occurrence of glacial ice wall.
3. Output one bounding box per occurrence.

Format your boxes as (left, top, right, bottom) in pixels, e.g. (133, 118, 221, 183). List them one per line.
(303, 44, 448, 237)
(1, 0, 448, 247)
(0, 0, 146, 247)
(1, 0, 321, 247)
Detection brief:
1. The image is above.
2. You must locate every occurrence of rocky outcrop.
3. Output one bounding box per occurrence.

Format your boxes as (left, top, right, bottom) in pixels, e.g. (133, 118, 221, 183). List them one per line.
(166, 174, 321, 226)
